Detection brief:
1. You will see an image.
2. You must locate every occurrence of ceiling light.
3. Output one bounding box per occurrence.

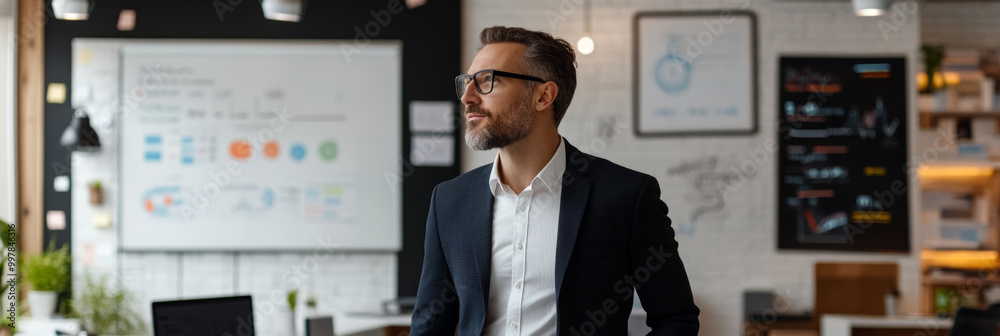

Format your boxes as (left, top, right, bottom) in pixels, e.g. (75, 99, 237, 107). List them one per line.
(577, 36, 594, 55)
(52, 0, 89, 20)
(577, 0, 594, 55)
(852, 0, 892, 17)
(261, 0, 302, 22)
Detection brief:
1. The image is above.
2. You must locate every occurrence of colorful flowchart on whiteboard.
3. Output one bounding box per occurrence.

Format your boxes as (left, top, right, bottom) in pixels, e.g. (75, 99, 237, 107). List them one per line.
(118, 42, 401, 251)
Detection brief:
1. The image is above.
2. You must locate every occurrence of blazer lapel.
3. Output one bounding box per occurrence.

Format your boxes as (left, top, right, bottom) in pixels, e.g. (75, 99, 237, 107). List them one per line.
(472, 165, 494, 324)
(554, 142, 592, 301)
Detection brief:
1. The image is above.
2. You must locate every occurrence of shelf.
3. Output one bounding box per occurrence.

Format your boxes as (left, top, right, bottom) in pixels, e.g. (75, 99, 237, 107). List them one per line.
(919, 110, 1000, 131)
(919, 161, 1000, 169)
(922, 277, 1000, 286)
(922, 249, 999, 270)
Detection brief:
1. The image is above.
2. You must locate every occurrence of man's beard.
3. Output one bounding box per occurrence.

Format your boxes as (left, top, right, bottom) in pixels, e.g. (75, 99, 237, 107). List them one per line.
(464, 95, 534, 151)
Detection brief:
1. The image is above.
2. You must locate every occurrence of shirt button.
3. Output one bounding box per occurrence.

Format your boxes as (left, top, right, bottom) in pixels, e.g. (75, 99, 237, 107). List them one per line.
(517, 243, 523, 250)
(510, 322, 518, 328)
(519, 205, 526, 212)
(515, 282, 522, 289)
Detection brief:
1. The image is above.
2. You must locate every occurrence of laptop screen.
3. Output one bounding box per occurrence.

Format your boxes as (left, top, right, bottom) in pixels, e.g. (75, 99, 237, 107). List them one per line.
(152, 295, 255, 336)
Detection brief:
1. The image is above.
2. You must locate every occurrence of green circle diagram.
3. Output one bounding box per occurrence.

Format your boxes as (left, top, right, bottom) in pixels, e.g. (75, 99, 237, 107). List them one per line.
(319, 140, 339, 161)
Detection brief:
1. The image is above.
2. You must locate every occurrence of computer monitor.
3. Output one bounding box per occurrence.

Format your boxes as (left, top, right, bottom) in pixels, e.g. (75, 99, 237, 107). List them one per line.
(152, 295, 255, 336)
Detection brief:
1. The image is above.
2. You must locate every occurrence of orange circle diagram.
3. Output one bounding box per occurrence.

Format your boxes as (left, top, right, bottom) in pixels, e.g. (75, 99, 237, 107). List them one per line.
(230, 140, 252, 160)
(263, 141, 280, 159)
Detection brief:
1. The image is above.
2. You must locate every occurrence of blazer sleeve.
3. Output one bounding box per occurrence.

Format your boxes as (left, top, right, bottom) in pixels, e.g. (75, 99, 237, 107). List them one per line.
(409, 185, 460, 335)
(631, 176, 700, 335)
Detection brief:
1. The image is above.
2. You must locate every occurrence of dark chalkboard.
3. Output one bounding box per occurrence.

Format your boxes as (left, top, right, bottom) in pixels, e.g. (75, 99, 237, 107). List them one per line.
(777, 57, 910, 252)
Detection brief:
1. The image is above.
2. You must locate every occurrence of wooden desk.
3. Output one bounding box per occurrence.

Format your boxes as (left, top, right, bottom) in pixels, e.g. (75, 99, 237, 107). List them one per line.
(821, 314, 952, 336)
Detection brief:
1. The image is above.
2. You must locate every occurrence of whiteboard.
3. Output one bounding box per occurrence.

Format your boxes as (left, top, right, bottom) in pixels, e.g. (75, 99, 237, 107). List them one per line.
(118, 41, 401, 251)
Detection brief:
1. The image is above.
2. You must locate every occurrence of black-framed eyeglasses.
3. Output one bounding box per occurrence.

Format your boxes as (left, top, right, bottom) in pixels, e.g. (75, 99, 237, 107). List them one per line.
(455, 69, 547, 99)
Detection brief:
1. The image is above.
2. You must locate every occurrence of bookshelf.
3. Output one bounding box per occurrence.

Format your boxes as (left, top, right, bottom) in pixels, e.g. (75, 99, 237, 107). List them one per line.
(920, 111, 1000, 131)
(918, 163, 1000, 315)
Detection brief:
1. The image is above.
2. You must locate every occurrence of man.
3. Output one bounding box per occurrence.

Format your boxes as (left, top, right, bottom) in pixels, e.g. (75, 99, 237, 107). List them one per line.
(410, 26, 700, 335)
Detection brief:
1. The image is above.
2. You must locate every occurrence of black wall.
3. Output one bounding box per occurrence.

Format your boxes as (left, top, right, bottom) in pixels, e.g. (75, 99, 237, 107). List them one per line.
(43, 0, 461, 298)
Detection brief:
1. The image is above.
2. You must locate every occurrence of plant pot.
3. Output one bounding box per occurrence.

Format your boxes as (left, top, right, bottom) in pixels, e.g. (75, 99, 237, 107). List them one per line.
(270, 310, 294, 336)
(918, 94, 937, 111)
(89, 186, 103, 205)
(28, 290, 57, 320)
(918, 91, 951, 111)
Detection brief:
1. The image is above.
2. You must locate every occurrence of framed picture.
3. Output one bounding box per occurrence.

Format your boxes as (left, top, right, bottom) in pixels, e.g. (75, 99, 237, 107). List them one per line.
(633, 11, 758, 136)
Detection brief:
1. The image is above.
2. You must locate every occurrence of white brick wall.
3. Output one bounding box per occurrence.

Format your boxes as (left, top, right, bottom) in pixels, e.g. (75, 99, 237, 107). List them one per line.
(462, 1, 922, 334)
(922, 3, 1000, 49)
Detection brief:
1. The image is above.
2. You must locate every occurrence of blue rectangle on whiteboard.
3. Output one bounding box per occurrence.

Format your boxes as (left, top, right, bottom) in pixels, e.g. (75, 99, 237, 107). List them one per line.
(145, 151, 162, 162)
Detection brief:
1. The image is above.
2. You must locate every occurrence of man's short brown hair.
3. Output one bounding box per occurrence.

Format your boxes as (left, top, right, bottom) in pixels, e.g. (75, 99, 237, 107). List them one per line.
(479, 26, 577, 126)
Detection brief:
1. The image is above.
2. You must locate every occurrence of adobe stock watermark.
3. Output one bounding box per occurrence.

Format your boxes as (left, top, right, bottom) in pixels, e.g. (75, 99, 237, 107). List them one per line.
(4, 221, 15, 331)
(876, 0, 922, 41)
(341, 0, 405, 62)
(842, 125, 958, 243)
(568, 244, 679, 336)
(384, 104, 460, 193)
(55, 65, 172, 178)
(213, 0, 250, 22)
(544, 0, 586, 31)
(682, 3, 752, 61)
(179, 108, 296, 222)
(410, 277, 458, 325)
(743, 288, 806, 336)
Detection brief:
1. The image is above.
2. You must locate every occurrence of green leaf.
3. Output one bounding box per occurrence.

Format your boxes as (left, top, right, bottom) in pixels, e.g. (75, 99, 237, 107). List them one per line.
(23, 240, 71, 293)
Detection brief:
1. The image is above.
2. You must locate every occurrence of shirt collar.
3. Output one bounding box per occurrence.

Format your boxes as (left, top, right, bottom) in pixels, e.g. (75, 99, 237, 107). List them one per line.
(489, 137, 567, 196)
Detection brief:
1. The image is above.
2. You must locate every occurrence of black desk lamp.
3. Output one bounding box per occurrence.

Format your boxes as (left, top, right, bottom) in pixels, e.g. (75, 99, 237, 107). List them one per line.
(60, 108, 101, 152)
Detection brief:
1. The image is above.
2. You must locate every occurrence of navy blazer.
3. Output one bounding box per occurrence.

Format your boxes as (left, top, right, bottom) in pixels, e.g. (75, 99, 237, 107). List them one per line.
(410, 141, 700, 335)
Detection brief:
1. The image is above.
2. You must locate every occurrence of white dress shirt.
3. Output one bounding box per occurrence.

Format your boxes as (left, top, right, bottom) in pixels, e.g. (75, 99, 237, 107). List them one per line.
(483, 138, 566, 336)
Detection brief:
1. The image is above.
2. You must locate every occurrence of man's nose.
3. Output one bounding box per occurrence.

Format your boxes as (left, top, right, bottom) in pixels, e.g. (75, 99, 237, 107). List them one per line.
(461, 81, 481, 106)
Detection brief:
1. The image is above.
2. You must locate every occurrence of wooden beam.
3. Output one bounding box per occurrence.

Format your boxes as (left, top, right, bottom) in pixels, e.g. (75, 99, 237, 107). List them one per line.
(16, 0, 44, 257)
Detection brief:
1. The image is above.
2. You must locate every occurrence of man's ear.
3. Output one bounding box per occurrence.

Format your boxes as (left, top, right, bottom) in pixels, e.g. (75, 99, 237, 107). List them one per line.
(534, 82, 559, 113)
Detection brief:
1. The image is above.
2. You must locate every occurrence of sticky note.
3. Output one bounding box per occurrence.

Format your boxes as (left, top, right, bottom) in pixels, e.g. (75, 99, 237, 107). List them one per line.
(77, 48, 93, 65)
(410, 101, 455, 132)
(92, 212, 111, 228)
(53, 175, 70, 192)
(46, 210, 66, 230)
(46, 83, 67, 104)
(410, 135, 454, 167)
(117, 10, 136, 31)
(83, 243, 97, 266)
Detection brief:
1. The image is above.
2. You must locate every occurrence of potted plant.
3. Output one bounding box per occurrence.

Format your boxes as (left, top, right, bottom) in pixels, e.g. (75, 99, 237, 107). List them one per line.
(919, 44, 948, 111)
(68, 273, 145, 336)
(23, 241, 71, 320)
(305, 294, 317, 317)
(286, 289, 298, 336)
(89, 180, 103, 205)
